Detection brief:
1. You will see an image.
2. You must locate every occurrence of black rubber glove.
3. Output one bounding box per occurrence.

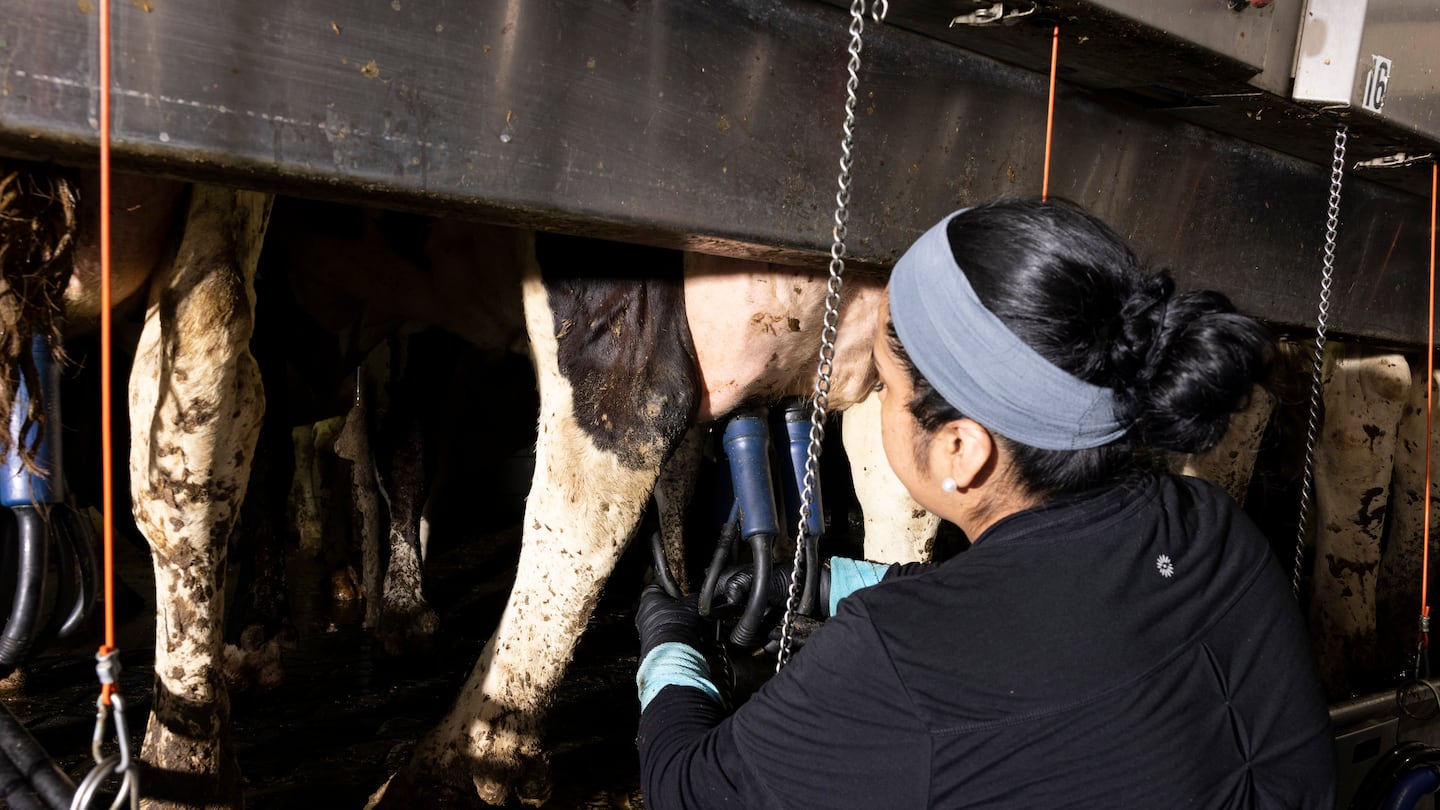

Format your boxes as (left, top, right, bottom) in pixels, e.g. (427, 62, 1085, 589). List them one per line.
(635, 584, 707, 661)
(710, 562, 831, 618)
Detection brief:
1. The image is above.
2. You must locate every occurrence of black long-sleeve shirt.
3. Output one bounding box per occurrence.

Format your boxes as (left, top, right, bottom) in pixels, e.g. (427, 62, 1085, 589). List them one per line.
(639, 473, 1335, 809)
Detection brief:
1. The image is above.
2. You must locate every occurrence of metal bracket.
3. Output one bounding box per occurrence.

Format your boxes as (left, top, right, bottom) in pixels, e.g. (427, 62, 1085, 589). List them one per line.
(949, 2, 1036, 27)
(1354, 152, 1432, 171)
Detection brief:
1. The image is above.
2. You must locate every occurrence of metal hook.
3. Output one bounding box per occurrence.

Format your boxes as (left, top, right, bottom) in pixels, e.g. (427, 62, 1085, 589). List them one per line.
(72, 656, 139, 810)
(71, 751, 139, 810)
(1397, 678, 1440, 722)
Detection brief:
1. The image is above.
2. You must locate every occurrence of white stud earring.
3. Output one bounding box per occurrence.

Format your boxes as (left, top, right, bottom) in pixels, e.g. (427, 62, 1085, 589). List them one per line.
(941, 477, 957, 493)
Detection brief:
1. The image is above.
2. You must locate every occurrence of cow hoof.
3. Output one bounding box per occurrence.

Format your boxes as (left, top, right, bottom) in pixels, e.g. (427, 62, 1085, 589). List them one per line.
(379, 603, 441, 656)
(472, 772, 510, 806)
(383, 724, 550, 807)
(369, 768, 492, 809)
(221, 621, 295, 693)
(140, 723, 244, 809)
(515, 755, 553, 807)
(469, 747, 551, 807)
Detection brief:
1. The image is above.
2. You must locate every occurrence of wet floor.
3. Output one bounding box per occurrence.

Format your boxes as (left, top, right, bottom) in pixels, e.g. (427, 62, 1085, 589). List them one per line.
(4, 519, 653, 809)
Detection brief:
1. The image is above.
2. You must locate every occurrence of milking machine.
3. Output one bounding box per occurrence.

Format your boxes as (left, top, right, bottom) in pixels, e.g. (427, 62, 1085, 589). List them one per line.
(654, 0, 885, 700)
(0, 334, 101, 810)
(0, 335, 99, 670)
(652, 400, 827, 703)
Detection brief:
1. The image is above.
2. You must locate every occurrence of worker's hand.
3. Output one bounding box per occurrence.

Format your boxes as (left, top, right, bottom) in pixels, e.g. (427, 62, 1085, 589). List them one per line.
(709, 565, 798, 613)
(761, 613, 824, 657)
(635, 584, 707, 661)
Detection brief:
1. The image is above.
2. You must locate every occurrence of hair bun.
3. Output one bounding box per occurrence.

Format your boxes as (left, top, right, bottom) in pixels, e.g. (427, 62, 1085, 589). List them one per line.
(1108, 271, 1174, 402)
(1129, 288, 1275, 455)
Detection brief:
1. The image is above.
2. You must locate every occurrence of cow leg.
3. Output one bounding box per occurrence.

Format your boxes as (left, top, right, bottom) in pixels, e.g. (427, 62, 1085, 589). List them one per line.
(842, 389, 939, 564)
(223, 403, 295, 694)
(335, 374, 385, 631)
(289, 423, 325, 556)
(313, 416, 364, 609)
(375, 334, 442, 655)
(404, 421, 654, 805)
(1377, 361, 1439, 673)
(1172, 384, 1276, 504)
(372, 236, 697, 808)
(128, 185, 271, 807)
(372, 286, 654, 806)
(1307, 344, 1410, 699)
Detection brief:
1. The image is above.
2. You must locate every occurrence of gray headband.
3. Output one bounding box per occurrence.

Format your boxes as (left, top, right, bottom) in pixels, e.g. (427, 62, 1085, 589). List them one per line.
(888, 210, 1129, 451)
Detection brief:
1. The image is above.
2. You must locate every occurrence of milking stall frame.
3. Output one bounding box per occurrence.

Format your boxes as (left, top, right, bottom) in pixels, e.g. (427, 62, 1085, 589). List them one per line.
(1, 0, 1439, 808)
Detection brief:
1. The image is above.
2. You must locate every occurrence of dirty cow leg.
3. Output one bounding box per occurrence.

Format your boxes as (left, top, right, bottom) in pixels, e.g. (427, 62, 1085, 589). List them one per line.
(335, 366, 387, 632)
(222, 401, 295, 695)
(401, 416, 656, 805)
(375, 334, 444, 655)
(128, 186, 271, 808)
(1307, 344, 1410, 699)
(842, 390, 939, 564)
(1377, 361, 1440, 669)
(289, 423, 325, 556)
(373, 235, 697, 807)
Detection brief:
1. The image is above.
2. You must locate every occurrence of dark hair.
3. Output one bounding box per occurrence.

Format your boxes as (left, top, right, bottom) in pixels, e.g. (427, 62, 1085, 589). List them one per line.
(889, 198, 1274, 499)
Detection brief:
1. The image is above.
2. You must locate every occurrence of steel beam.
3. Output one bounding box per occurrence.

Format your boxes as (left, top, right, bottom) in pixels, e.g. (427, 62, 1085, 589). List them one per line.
(0, 0, 1432, 344)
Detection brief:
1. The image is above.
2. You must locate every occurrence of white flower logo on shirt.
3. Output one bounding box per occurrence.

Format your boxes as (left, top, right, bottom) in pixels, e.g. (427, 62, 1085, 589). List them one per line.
(1156, 554, 1175, 578)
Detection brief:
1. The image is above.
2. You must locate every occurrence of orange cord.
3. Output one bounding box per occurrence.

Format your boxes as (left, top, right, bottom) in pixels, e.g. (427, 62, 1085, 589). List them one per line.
(97, 0, 117, 704)
(1042, 26, 1059, 202)
(1423, 160, 1438, 658)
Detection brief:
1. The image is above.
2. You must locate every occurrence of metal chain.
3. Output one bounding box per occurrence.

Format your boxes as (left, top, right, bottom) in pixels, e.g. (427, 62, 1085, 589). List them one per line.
(775, 0, 885, 671)
(1291, 125, 1347, 599)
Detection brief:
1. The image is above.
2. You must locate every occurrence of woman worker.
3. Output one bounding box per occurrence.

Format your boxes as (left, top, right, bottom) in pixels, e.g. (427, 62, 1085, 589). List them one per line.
(634, 198, 1335, 809)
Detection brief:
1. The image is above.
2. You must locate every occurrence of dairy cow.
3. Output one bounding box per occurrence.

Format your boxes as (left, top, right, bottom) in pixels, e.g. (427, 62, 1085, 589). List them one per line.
(262, 205, 935, 806)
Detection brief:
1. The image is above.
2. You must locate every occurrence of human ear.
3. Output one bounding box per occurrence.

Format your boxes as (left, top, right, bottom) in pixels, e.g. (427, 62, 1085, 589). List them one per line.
(935, 418, 994, 490)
